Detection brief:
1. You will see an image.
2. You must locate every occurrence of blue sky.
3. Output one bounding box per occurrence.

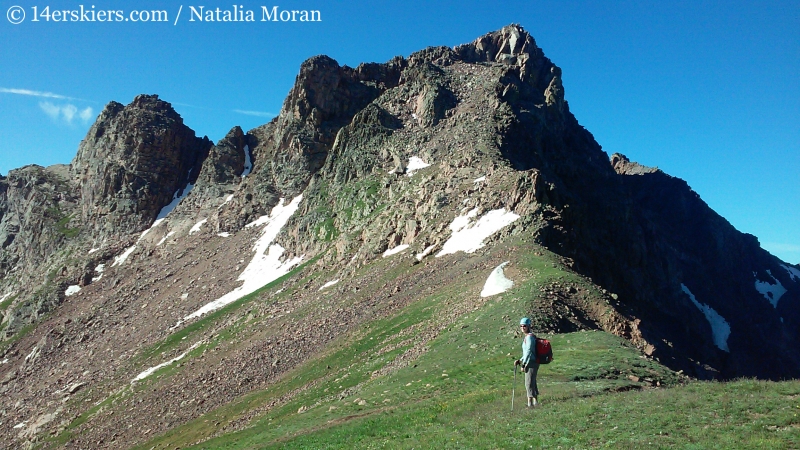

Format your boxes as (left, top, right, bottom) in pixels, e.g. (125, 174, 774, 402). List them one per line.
(0, 0, 798, 263)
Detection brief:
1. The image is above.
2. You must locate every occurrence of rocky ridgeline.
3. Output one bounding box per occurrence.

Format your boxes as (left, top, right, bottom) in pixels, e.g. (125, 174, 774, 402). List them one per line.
(0, 24, 799, 449)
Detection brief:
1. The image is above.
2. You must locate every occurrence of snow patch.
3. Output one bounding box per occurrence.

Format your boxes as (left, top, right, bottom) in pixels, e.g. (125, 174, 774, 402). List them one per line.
(319, 279, 340, 291)
(241, 145, 253, 177)
(87, 248, 99, 255)
(1, 358, 8, 364)
(65, 285, 81, 296)
(383, 244, 409, 258)
(132, 341, 202, 382)
(25, 346, 38, 362)
(449, 208, 479, 233)
(415, 245, 436, 261)
(139, 218, 165, 241)
(111, 245, 137, 267)
(681, 284, 730, 352)
(189, 219, 207, 235)
(157, 178, 195, 220)
(436, 208, 520, 257)
(755, 270, 787, 308)
(480, 262, 514, 297)
(13, 421, 27, 429)
(782, 264, 800, 282)
(178, 195, 304, 325)
(406, 156, 430, 177)
(473, 176, 486, 183)
(223, 194, 235, 205)
(156, 231, 175, 247)
(0, 292, 12, 304)
(217, 232, 231, 238)
(92, 264, 106, 282)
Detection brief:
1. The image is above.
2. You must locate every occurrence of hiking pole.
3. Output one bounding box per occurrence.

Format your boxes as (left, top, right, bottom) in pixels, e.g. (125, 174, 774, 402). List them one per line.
(511, 364, 517, 411)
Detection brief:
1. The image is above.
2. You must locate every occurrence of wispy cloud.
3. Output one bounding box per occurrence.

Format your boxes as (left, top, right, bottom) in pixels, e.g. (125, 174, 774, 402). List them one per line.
(171, 101, 213, 110)
(79, 107, 94, 122)
(40, 101, 94, 125)
(0, 87, 88, 102)
(233, 109, 275, 118)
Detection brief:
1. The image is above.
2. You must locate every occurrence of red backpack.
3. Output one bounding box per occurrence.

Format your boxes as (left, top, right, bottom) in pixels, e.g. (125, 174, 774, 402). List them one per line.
(534, 336, 553, 364)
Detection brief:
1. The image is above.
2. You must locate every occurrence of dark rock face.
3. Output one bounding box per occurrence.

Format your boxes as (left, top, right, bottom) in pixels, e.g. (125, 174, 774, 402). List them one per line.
(538, 147, 800, 379)
(606, 161, 800, 379)
(70, 94, 212, 237)
(256, 54, 404, 189)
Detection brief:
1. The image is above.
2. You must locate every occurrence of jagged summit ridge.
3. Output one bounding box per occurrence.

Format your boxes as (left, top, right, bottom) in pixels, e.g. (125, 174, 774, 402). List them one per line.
(0, 24, 799, 449)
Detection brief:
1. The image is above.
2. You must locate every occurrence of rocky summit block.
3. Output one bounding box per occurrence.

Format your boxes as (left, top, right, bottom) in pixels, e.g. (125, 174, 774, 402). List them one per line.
(70, 94, 212, 238)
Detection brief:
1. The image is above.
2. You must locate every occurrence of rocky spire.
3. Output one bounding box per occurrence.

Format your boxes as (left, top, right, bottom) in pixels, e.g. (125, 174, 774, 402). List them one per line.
(70, 94, 212, 237)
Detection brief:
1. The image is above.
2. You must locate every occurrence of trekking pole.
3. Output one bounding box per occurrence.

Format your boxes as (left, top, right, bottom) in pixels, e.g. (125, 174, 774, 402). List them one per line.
(511, 364, 517, 411)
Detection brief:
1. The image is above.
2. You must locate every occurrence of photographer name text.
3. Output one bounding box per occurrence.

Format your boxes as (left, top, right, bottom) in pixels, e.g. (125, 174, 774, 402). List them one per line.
(7, 5, 321, 25)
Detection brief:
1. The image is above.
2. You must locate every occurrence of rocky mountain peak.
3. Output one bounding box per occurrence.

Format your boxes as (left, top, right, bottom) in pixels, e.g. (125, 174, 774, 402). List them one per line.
(70, 94, 212, 238)
(1, 25, 799, 448)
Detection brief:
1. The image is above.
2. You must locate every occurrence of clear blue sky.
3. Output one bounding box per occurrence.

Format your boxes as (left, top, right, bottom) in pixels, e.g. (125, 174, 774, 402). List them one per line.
(1, 0, 798, 263)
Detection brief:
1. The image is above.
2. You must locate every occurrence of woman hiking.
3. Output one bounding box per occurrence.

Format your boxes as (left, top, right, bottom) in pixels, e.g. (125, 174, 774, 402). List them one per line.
(515, 317, 539, 408)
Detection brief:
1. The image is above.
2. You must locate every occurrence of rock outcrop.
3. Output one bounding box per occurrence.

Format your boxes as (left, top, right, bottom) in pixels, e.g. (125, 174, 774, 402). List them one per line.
(70, 94, 212, 238)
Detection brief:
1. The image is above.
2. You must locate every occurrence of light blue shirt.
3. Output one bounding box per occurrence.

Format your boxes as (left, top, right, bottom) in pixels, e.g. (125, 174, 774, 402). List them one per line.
(521, 333, 535, 367)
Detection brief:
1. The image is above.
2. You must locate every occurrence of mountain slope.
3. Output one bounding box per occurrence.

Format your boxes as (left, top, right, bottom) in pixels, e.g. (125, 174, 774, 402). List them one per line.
(0, 24, 798, 448)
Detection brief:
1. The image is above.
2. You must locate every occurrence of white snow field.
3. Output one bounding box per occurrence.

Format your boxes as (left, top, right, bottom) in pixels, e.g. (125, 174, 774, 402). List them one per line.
(111, 245, 137, 267)
(781, 264, 800, 282)
(91, 264, 105, 282)
(405, 156, 430, 177)
(681, 284, 730, 352)
(480, 262, 514, 297)
(156, 172, 195, 220)
(189, 218, 207, 235)
(156, 231, 176, 246)
(436, 208, 520, 257)
(132, 341, 203, 382)
(383, 244, 410, 258)
(415, 245, 436, 261)
(754, 270, 787, 308)
(64, 285, 81, 297)
(319, 279, 340, 291)
(177, 195, 304, 326)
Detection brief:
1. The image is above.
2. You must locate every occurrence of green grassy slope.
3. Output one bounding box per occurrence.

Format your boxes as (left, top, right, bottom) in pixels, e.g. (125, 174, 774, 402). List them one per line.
(123, 247, 793, 449)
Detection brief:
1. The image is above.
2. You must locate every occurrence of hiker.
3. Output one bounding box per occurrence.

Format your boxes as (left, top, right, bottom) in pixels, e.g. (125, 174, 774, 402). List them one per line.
(515, 317, 539, 408)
